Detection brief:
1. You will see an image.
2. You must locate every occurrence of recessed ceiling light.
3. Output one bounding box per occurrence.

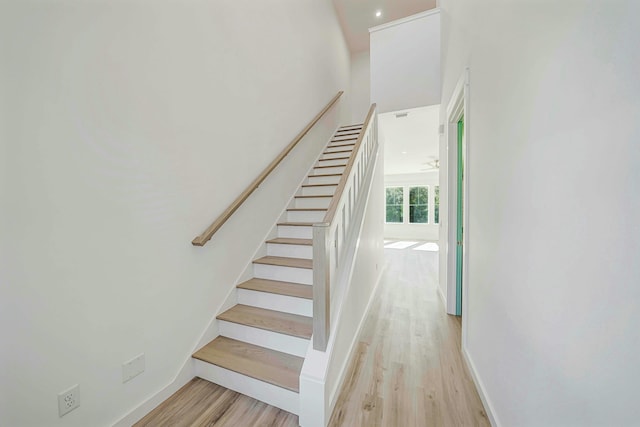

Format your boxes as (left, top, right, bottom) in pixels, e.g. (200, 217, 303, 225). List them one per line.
(401, 151, 408, 154)
(375, 10, 382, 17)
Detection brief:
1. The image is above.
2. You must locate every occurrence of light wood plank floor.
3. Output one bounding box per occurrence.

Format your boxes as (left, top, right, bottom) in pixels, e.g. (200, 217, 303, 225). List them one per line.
(136, 244, 488, 426)
(134, 378, 298, 427)
(328, 244, 489, 427)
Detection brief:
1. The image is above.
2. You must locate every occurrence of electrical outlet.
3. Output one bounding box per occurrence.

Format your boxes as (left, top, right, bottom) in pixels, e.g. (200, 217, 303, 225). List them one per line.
(122, 353, 145, 383)
(58, 384, 80, 417)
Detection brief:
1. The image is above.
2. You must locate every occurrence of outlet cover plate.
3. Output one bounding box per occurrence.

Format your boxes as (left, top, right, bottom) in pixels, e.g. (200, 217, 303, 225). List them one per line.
(58, 384, 80, 417)
(122, 353, 145, 383)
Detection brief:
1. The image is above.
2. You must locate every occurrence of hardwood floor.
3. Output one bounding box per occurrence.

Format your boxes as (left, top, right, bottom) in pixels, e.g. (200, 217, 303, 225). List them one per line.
(328, 244, 489, 427)
(134, 378, 298, 427)
(136, 244, 488, 427)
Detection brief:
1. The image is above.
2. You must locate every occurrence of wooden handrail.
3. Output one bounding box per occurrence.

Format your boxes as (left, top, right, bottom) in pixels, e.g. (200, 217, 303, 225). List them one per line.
(192, 91, 344, 246)
(322, 103, 377, 224)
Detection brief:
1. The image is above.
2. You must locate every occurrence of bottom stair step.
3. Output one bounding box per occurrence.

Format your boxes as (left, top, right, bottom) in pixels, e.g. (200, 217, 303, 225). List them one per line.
(193, 336, 303, 393)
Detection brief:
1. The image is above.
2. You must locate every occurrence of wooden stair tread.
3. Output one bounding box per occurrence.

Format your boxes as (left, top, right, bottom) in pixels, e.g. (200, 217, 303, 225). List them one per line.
(237, 278, 312, 299)
(295, 195, 333, 199)
(315, 164, 346, 169)
(308, 173, 342, 177)
(328, 142, 356, 148)
(301, 183, 338, 188)
(339, 124, 363, 130)
(286, 208, 327, 212)
(277, 221, 314, 226)
(323, 149, 353, 155)
(217, 304, 312, 339)
(193, 336, 303, 392)
(253, 255, 312, 269)
(331, 137, 358, 142)
(265, 237, 312, 245)
(319, 156, 350, 161)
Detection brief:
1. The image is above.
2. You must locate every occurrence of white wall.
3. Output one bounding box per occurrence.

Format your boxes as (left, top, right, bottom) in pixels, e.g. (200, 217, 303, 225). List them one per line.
(350, 51, 371, 124)
(384, 172, 439, 241)
(325, 144, 384, 420)
(441, 1, 640, 426)
(0, 1, 350, 426)
(370, 9, 441, 114)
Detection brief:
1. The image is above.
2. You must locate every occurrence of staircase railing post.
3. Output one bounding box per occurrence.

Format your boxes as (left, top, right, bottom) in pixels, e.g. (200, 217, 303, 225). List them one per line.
(312, 223, 330, 351)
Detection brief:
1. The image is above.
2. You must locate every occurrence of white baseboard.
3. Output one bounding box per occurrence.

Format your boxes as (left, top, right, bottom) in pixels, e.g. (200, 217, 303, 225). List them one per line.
(461, 346, 500, 427)
(111, 359, 194, 427)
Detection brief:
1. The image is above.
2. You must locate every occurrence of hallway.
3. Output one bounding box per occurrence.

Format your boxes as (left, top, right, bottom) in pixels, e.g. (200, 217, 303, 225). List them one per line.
(328, 242, 489, 426)
(135, 243, 489, 426)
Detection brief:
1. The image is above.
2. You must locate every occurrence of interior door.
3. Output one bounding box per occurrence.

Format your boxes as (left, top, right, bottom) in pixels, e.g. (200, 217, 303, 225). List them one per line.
(456, 117, 464, 316)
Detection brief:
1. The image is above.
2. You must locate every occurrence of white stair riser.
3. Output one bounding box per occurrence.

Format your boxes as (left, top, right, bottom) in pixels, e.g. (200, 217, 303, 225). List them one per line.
(325, 145, 354, 153)
(301, 185, 337, 196)
(318, 158, 349, 167)
(307, 175, 341, 185)
(322, 151, 352, 159)
(277, 225, 312, 239)
(267, 242, 313, 259)
(294, 197, 332, 209)
(236, 289, 313, 317)
(218, 320, 310, 357)
(195, 361, 299, 415)
(313, 165, 345, 175)
(287, 210, 326, 223)
(253, 263, 313, 285)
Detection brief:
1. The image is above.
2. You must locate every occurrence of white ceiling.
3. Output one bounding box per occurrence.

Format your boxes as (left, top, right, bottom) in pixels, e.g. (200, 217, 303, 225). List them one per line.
(332, 0, 437, 52)
(380, 105, 440, 175)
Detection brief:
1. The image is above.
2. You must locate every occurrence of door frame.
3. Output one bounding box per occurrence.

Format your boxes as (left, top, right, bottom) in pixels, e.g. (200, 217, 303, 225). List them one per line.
(445, 69, 470, 328)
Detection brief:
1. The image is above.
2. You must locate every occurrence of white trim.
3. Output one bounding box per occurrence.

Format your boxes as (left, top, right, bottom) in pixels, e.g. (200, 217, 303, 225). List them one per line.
(462, 347, 500, 427)
(369, 8, 440, 33)
(444, 68, 470, 318)
(111, 360, 194, 426)
(461, 70, 471, 349)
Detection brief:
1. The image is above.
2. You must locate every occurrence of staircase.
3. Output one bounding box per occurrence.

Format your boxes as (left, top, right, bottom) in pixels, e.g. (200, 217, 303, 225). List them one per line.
(192, 123, 364, 415)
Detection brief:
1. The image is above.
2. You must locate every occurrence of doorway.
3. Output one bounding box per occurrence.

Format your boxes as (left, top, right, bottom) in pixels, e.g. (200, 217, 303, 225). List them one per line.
(455, 117, 464, 315)
(444, 69, 469, 319)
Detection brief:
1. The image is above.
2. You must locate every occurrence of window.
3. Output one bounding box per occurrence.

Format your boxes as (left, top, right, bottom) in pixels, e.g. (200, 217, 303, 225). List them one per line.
(385, 187, 403, 223)
(385, 184, 439, 224)
(409, 186, 428, 223)
(434, 186, 440, 224)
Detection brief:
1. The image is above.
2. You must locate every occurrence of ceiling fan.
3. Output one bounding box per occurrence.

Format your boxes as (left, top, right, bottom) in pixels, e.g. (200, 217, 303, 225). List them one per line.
(420, 158, 439, 171)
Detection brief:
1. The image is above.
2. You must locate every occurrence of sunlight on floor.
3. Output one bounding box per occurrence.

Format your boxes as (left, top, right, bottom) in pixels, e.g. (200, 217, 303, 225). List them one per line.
(384, 241, 419, 249)
(413, 242, 439, 251)
(383, 240, 439, 251)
